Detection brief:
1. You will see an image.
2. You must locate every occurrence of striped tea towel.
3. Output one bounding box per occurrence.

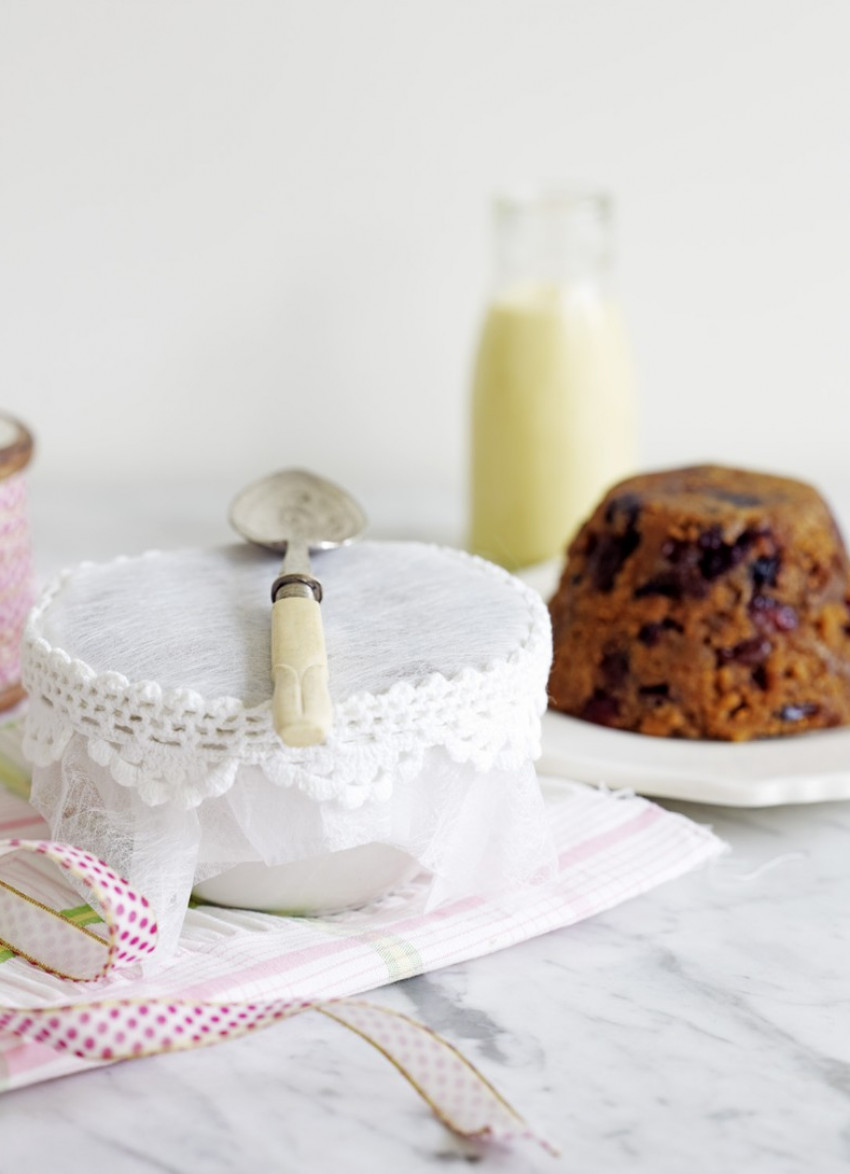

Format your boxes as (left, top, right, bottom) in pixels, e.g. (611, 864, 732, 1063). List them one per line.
(0, 719, 724, 1092)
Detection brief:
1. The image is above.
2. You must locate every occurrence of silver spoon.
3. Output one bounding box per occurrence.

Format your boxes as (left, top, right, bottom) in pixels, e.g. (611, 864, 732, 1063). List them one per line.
(229, 469, 367, 748)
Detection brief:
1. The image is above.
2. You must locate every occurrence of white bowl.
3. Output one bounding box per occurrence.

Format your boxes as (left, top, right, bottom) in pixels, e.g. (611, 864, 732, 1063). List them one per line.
(192, 842, 420, 915)
(23, 541, 551, 945)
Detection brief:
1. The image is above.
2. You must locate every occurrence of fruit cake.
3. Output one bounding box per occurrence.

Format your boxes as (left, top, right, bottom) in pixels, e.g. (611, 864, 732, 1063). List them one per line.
(548, 465, 850, 740)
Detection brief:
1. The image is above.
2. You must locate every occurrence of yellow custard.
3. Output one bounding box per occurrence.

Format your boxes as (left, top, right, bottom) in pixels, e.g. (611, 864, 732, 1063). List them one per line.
(470, 281, 637, 570)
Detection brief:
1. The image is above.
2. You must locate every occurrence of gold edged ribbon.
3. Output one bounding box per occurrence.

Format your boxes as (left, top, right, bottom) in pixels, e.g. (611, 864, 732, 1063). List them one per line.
(0, 837, 557, 1155)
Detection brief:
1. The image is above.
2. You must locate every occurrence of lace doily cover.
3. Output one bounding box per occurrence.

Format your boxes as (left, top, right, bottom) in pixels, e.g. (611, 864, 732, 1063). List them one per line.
(22, 541, 554, 956)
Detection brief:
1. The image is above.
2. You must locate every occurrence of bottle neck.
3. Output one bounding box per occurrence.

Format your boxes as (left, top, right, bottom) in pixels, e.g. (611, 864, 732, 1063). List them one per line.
(492, 190, 614, 296)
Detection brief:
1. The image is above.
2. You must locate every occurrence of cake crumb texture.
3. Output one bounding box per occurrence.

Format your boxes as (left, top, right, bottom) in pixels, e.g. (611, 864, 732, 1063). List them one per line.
(548, 464, 850, 740)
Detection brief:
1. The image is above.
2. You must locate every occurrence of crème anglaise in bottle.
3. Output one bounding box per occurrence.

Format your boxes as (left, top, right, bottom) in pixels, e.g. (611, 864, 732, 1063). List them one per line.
(470, 190, 637, 571)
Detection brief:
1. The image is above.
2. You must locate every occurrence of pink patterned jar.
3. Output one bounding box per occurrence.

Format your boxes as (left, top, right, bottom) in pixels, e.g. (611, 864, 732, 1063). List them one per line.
(0, 414, 34, 712)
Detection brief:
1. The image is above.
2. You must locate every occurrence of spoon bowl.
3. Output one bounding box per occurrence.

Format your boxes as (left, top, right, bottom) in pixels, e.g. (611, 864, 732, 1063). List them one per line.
(229, 469, 367, 747)
(229, 469, 367, 553)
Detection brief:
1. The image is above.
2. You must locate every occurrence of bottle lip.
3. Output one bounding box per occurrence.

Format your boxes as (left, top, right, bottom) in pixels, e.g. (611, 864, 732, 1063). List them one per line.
(493, 186, 612, 217)
(490, 187, 615, 287)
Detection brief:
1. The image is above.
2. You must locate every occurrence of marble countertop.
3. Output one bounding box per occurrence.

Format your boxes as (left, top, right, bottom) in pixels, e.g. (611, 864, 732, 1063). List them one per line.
(2, 482, 848, 1173)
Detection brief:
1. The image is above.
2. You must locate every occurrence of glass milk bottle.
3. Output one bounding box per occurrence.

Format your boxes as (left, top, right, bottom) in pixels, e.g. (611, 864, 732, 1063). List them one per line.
(470, 190, 637, 570)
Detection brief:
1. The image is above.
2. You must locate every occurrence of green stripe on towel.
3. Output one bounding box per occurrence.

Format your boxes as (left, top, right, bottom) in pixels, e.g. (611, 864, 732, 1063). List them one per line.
(0, 904, 104, 964)
(0, 719, 30, 800)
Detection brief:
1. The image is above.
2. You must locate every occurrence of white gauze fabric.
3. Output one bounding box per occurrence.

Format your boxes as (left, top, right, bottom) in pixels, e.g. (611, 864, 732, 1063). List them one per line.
(21, 541, 555, 958)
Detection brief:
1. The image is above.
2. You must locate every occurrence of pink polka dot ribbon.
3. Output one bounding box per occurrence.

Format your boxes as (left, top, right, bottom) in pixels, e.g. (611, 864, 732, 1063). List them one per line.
(0, 836, 556, 1155)
(0, 839, 157, 980)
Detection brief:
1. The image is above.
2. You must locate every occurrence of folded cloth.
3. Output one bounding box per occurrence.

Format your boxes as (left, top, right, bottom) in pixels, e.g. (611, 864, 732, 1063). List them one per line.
(0, 720, 724, 1093)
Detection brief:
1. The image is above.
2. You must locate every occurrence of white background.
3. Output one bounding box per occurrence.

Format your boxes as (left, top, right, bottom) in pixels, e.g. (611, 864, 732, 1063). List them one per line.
(2, 0, 849, 518)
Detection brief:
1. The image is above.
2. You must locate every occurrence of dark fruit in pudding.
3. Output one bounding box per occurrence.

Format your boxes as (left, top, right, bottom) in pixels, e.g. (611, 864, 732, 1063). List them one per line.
(548, 465, 850, 740)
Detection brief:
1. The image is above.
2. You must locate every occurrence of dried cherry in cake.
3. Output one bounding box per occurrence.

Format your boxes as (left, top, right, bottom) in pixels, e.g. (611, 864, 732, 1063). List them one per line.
(547, 464, 850, 741)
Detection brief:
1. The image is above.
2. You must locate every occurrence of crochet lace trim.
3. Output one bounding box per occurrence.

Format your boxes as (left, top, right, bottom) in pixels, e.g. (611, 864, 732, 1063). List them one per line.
(21, 555, 552, 811)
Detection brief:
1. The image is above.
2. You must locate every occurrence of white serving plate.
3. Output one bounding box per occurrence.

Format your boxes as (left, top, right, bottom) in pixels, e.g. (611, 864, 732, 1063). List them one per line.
(539, 708, 850, 807)
(519, 558, 850, 808)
